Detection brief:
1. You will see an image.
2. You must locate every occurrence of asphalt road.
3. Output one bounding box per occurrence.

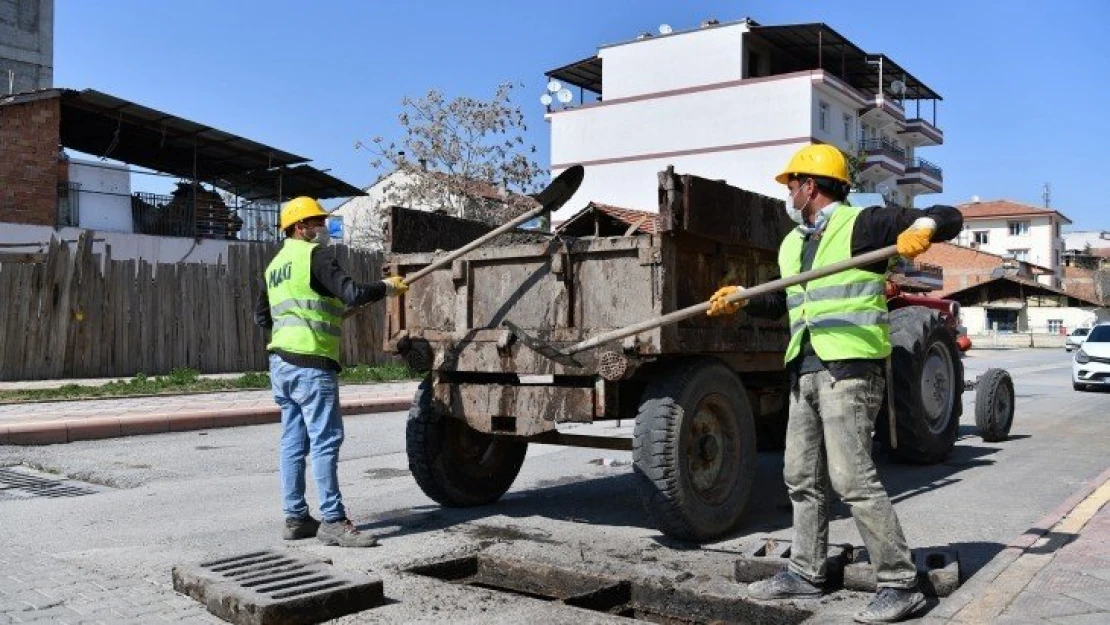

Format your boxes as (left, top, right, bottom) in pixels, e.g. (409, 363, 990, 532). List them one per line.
(0, 347, 1106, 623)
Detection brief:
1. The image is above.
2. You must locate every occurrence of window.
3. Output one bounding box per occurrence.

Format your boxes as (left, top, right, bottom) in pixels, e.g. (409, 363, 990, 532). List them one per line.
(1008, 248, 1029, 261)
(1047, 319, 1063, 333)
(1008, 220, 1030, 236)
(818, 100, 829, 132)
(843, 113, 853, 141)
(974, 231, 989, 245)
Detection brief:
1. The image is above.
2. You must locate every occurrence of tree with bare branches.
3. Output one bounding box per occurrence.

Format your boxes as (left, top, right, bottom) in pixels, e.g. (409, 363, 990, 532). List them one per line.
(345, 82, 545, 249)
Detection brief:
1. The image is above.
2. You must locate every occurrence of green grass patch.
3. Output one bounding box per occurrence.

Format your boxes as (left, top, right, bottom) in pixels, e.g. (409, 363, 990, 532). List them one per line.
(0, 363, 421, 403)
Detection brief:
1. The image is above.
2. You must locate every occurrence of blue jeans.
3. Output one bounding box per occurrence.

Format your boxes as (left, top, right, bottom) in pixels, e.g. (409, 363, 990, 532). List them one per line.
(784, 369, 918, 589)
(270, 353, 346, 523)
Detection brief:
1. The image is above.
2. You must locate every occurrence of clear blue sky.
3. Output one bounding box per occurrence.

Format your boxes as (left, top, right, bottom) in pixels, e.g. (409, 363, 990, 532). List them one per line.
(55, 1, 1107, 230)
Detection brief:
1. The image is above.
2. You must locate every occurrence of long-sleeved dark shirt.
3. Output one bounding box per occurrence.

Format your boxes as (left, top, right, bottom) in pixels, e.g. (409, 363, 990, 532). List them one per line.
(255, 245, 387, 371)
(745, 203, 964, 380)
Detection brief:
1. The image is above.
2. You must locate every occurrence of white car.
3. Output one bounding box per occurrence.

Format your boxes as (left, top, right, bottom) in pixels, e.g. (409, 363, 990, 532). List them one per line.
(1065, 327, 1090, 351)
(1073, 324, 1110, 391)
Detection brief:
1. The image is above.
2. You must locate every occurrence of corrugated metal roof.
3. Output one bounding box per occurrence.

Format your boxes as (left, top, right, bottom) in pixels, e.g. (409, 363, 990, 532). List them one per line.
(0, 88, 364, 200)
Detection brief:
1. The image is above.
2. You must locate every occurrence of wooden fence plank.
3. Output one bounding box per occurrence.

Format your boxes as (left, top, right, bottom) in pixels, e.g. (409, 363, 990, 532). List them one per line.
(0, 240, 384, 380)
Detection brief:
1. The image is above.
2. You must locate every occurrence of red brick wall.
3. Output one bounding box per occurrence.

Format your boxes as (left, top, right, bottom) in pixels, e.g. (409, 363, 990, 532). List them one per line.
(0, 96, 61, 226)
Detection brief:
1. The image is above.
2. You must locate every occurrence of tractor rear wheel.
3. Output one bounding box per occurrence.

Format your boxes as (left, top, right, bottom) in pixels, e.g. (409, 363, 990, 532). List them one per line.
(877, 306, 964, 464)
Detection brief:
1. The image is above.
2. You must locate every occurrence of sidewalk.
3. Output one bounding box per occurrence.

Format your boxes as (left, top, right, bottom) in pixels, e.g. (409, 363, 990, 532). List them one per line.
(0, 379, 420, 445)
(927, 466, 1110, 624)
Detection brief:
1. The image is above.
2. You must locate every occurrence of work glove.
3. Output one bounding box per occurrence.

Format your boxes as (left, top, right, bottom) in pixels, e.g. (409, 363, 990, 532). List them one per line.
(707, 286, 747, 317)
(896, 217, 937, 259)
(382, 276, 409, 297)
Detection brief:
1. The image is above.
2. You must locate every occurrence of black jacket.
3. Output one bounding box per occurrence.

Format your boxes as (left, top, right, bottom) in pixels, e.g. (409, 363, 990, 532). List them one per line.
(254, 245, 387, 371)
(746, 203, 963, 379)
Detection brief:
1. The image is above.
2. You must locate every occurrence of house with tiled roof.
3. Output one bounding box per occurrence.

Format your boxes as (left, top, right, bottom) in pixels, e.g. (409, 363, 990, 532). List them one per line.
(555, 202, 657, 237)
(951, 199, 1070, 287)
(916, 242, 1106, 335)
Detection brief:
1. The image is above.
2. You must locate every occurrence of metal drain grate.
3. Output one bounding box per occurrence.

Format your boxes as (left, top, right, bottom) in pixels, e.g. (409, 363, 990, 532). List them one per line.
(0, 467, 99, 499)
(173, 549, 383, 625)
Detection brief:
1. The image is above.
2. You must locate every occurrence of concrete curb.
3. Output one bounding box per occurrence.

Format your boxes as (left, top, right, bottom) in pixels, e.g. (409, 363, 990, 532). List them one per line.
(0, 396, 413, 446)
(928, 465, 1110, 621)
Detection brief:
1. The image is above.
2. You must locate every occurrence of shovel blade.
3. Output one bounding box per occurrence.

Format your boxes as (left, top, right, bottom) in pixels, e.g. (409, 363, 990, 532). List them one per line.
(502, 320, 583, 369)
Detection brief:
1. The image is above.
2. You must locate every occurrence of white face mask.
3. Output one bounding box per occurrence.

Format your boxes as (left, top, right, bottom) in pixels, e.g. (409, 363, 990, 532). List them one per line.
(785, 184, 811, 225)
(310, 226, 331, 245)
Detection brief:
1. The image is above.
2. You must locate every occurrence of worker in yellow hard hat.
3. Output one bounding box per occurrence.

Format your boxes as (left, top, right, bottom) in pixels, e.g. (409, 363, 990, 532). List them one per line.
(254, 196, 406, 548)
(708, 144, 964, 623)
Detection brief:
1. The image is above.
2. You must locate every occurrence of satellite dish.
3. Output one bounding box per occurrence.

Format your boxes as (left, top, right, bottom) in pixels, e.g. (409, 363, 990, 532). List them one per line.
(659, 24, 673, 35)
(547, 79, 562, 93)
(889, 80, 906, 96)
(539, 93, 553, 106)
(556, 88, 573, 104)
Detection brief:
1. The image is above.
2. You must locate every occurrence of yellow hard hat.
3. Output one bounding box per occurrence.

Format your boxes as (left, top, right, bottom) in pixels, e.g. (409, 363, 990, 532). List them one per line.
(775, 144, 850, 185)
(279, 196, 327, 230)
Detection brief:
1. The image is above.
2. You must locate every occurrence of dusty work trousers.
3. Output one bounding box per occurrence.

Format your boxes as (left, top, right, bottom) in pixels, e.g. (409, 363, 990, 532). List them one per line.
(784, 369, 918, 589)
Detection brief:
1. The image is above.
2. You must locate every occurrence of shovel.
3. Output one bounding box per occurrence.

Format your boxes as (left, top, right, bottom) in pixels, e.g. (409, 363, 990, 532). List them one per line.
(505, 244, 900, 368)
(345, 165, 584, 318)
(397, 165, 584, 284)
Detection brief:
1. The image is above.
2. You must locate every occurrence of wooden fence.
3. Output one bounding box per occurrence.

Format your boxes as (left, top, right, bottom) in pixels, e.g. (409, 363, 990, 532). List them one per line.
(0, 232, 388, 381)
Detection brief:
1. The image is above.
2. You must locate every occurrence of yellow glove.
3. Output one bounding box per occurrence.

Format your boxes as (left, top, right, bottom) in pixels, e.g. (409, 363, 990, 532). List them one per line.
(707, 286, 747, 317)
(896, 217, 936, 259)
(382, 276, 409, 296)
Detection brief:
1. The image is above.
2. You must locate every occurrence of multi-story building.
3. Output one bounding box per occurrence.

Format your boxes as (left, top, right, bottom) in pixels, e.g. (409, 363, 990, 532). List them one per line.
(0, 0, 53, 94)
(952, 199, 1070, 287)
(543, 18, 943, 220)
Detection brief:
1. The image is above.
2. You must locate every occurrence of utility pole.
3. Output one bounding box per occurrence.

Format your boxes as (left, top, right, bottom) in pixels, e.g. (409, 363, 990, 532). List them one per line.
(1042, 183, 1051, 209)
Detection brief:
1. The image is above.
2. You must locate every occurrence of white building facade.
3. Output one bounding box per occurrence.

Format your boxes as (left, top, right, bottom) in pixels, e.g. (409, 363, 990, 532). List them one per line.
(952, 200, 1070, 287)
(544, 19, 943, 220)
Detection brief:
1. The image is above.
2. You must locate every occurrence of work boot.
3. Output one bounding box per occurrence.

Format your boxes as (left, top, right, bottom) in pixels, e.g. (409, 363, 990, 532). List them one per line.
(316, 518, 379, 548)
(282, 515, 320, 540)
(854, 586, 926, 623)
(748, 571, 823, 600)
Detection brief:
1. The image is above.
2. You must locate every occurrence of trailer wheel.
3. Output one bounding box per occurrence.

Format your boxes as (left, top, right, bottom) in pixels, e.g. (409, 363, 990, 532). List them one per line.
(974, 368, 1014, 442)
(406, 378, 528, 507)
(877, 306, 964, 464)
(633, 359, 756, 542)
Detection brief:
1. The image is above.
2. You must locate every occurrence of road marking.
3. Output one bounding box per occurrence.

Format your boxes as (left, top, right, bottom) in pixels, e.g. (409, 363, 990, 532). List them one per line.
(951, 479, 1110, 622)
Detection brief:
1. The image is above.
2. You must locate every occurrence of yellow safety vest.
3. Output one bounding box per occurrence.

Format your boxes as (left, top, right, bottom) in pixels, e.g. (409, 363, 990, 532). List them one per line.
(779, 206, 890, 364)
(265, 239, 344, 362)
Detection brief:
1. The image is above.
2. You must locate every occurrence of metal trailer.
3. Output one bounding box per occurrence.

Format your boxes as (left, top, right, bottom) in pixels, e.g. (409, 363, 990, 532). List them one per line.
(384, 169, 1014, 542)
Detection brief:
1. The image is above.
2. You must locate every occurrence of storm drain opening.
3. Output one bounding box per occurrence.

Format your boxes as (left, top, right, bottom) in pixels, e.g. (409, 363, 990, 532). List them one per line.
(0, 466, 102, 500)
(173, 549, 383, 625)
(407, 554, 813, 624)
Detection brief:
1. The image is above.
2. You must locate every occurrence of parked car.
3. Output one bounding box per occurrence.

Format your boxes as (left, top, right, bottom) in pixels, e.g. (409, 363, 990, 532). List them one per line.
(1073, 324, 1110, 391)
(1065, 327, 1091, 351)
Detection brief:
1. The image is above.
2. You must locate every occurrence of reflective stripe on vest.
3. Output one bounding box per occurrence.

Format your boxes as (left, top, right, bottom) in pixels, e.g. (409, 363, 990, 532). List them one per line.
(779, 205, 890, 364)
(265, 239, 344, 361)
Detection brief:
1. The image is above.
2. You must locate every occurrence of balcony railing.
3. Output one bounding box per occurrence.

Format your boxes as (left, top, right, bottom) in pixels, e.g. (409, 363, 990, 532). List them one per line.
(905, 157, 943, 181)
(131, 192, 279, 242)
(859, 138, 906, 162)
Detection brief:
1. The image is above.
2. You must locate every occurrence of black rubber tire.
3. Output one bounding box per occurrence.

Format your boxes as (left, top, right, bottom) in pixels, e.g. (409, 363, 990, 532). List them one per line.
(877, 306, 964, 464)
(975, 368, 1014, 442)
(632, 359, 757, 542)
(1073, 382, 1086, 392)
(406, 377, 528, 507)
